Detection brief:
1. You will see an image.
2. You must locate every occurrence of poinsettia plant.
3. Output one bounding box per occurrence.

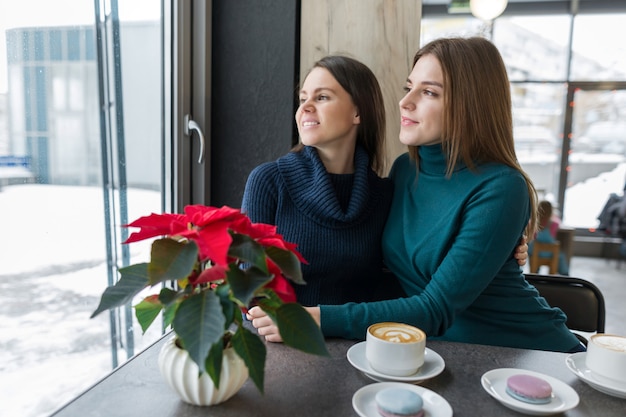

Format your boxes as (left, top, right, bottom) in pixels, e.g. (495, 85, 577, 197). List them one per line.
(91, 204, 328, 393)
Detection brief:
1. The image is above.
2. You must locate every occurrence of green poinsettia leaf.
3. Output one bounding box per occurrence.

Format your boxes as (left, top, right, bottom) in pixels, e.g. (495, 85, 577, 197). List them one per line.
(158, 287, 179, 305)
(157, 286, 181, 330)
(227, 265, 273, 307)
(215, 283, 236, 327)
(148, 238, 198, 285)
(172, 291, 226, 373)
(162, 303, 177, 330)
(232, 308, 244, 326)
(231, 325, 266, 393)
(255, 289, 282, 323)
(205, 339, 224, 388)
(134, 296, 163, 333)
(275, 303, 329, 357)
(90, 263, 150, 318)
(265, 246, 304, 284)
(228, 233, 269, 273)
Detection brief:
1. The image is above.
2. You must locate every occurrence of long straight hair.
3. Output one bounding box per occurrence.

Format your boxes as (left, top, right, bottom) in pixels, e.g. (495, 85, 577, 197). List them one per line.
(293, 55, 387, 175)
(409, 37, 537, 235)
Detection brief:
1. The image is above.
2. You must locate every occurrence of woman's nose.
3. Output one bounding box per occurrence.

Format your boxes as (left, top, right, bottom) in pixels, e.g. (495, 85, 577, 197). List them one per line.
(399, 93, 412, 109)
(400, 88, 419, 110)
(300, 100, 314, 112)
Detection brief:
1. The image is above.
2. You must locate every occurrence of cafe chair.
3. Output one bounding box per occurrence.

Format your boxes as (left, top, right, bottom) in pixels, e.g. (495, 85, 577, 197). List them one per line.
(529, 241, 560, 274)
(525, 273, 606, 345)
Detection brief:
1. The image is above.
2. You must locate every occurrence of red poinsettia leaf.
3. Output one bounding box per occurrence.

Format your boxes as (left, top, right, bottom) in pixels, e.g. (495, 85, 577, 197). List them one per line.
(178, 205, 250, 267)
(185, 205, 242, 227)
(123, 212, 188, 243)
(243, 222, 306, 264)
(242, 222, 277, 239)
(228, 215, 254, 235)
(194, 222, 233, 266)
(191, 264, 228, 285)
(264, 273, 297, 303)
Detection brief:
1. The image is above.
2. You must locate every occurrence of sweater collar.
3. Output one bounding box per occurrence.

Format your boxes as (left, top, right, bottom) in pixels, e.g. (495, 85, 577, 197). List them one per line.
(418, 143, 467, 175)
(277, 145, 372, 225)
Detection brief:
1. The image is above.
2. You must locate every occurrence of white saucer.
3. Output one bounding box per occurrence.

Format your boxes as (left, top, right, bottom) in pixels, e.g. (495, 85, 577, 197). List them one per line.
(352, 381, 453, 417)
(481, 368, 579, 416)
(566, 352, 626, 399)
(347, 341, 445, 384)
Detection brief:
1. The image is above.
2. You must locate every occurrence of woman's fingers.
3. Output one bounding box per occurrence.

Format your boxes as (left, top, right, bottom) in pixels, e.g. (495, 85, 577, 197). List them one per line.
(247, 306, 284, 343)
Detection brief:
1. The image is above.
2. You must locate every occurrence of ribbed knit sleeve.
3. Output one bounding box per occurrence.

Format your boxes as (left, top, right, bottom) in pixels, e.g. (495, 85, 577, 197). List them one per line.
(241, 161, 280, 226)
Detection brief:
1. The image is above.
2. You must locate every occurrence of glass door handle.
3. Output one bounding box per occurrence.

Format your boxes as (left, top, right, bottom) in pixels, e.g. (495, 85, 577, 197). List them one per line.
(185, 114, 205, 164)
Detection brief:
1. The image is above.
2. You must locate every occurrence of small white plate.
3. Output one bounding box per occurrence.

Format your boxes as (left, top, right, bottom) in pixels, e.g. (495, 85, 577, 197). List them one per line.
(347, 341, 445, 383)
(566, 352, 626, 399)
(352, 381, 453, 417)
(481, 368, 579, 416)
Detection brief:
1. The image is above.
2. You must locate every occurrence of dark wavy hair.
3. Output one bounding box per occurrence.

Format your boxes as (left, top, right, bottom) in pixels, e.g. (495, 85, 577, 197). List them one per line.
(293, 55, 387, 175)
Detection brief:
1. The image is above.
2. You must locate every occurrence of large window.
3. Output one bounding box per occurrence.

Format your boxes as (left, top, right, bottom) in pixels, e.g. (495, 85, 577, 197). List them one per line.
(0, 1, 170, 416)
(565, 86, 626, 228)
(421, 11, 626, 231)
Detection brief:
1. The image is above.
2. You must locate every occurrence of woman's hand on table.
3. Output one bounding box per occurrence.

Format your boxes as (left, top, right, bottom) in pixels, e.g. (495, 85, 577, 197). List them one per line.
(246, 306, 321, 343)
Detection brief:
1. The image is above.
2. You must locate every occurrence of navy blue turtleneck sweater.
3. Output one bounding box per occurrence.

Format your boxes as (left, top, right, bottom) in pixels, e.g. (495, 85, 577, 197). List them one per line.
(241, 146, 395, 306)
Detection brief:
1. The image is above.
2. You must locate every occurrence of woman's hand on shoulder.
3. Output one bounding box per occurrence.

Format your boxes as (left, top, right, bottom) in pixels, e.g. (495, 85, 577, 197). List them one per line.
(515, 235, 528, 266)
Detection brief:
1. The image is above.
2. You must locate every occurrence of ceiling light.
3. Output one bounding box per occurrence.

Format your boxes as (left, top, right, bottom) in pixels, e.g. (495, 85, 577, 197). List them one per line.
(469, 0, 508, 20)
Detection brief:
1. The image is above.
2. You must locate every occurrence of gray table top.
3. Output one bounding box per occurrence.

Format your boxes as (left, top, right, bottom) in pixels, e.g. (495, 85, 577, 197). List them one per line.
(51, 334, 625, 417)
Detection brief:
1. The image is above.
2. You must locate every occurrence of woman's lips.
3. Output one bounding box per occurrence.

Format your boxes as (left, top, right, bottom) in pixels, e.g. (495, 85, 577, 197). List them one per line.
(401, 116, 416, 126)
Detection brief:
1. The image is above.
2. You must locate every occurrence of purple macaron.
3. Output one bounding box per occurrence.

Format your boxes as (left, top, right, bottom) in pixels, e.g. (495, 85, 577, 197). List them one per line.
(505, 374, 553, 404)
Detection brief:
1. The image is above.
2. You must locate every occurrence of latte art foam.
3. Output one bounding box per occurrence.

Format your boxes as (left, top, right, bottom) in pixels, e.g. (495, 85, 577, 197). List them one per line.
(586, 334, 626, 383)
(594, 335, 626, 352)
(366, 322, 426, 376)
(370, 323, 424, 343)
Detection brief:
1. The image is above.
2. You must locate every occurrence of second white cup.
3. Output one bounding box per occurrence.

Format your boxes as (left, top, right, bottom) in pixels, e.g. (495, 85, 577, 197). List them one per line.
(365, 322, 426, 377)
(586, 333, 626, 383)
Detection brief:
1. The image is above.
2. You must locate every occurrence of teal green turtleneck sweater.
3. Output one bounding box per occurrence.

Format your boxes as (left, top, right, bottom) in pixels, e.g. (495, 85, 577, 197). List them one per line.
(321, 144, 581, 353)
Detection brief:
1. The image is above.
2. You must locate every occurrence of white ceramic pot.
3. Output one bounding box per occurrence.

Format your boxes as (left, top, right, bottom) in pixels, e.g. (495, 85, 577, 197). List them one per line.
(158, 335, 249, 406)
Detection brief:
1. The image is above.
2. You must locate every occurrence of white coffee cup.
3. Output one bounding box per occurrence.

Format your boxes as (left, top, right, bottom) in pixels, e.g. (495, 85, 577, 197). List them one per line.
(585, 333, 626, 383)
(365, 322, 426, 377)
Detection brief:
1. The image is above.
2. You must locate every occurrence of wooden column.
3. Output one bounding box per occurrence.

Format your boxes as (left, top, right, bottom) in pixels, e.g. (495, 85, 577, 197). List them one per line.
(300, 0, 422, 173)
